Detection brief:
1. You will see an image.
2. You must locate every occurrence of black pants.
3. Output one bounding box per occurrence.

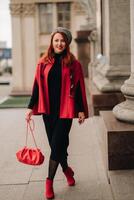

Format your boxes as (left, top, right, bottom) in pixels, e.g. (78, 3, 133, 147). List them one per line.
(42, 114, 73, 162)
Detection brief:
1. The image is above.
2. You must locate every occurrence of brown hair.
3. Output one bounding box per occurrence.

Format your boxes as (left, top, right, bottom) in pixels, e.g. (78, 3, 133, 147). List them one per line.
(41, 32, 76, 66)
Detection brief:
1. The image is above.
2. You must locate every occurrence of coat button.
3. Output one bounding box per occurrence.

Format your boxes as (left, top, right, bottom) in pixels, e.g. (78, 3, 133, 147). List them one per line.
(70, 74, 73, 79)
(71, 84, 74, 89)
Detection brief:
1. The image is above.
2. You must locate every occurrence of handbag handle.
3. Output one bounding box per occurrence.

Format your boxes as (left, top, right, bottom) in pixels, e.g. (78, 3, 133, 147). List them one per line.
(25, 119, 38, 149)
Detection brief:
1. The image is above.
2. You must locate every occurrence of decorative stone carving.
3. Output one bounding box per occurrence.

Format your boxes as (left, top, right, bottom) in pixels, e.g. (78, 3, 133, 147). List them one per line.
(88, 29, 98, 42)
(10, 3, 22, 16)
(76, 0, 95, 16)
(10, 3, 36, 17)
(22, 4, 36, 16)
(73, 2, 86, 15)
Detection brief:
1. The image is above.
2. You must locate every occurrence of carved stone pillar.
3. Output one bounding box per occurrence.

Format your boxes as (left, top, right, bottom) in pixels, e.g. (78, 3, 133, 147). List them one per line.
(10, 3, 24, 93)
(93, 0, 131, 92)
(21, 3, 36, 92)
(113, 0, 134, 123)
(10, 3, 36, 94)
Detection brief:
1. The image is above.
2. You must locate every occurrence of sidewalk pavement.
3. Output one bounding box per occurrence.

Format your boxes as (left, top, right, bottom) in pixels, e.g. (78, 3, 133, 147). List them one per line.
(1, 79, 134, 200)
(0, 108, 114, 200)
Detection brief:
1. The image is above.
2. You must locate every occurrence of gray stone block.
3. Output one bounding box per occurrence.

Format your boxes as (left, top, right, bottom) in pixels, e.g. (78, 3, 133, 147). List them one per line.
(100, 111, 134, 170)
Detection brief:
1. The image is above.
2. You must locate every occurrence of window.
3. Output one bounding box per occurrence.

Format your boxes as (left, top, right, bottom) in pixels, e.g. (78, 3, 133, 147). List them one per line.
(38, 3, 71, 34)
(57, 3, 71, 29)
(39, 4, 53, 34)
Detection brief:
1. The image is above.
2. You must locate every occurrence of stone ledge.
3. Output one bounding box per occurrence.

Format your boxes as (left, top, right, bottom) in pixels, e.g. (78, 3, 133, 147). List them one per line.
(88, 78, 125, 115)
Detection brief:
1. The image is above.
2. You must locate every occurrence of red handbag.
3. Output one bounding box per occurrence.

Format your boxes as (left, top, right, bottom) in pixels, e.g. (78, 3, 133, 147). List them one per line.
(16, 119, 45, 165)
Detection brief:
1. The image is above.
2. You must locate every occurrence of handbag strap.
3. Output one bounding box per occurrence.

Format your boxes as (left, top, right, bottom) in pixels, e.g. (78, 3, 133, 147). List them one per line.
(26, 119, 38, 149)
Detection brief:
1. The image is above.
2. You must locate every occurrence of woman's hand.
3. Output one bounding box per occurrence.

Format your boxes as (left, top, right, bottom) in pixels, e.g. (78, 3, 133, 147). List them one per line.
(78, 112, 85, 124)
(25, 109, 33, 122)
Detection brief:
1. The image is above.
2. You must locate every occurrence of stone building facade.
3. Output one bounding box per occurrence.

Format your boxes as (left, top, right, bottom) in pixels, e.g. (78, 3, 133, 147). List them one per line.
(90, 0, 134, 124)
(10, 0, 91, 94)
(91, 0, 134, 172)
(91, 0, 131, 92)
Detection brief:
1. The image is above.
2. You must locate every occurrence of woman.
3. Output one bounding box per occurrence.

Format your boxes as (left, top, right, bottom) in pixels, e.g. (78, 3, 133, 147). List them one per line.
(26, 27, 89, 199)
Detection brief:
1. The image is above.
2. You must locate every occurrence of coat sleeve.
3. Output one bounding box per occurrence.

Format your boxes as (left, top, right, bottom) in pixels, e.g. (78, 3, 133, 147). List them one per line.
(27, 79, 39, 109)
(75, 80, 84, 112)
(27, 62, 40, 111)
(76, 61, 89, 118)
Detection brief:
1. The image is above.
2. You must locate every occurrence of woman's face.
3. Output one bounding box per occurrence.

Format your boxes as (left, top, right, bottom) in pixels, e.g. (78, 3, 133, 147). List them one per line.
(52, 33, 66, 54)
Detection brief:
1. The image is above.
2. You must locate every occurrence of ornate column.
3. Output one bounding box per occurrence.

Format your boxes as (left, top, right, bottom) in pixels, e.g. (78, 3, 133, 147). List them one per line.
(113, 0, 134, 123)
(21, 3, 36, 92)
(10, 3, 36, 94)
(10, 3, 24, 93)
(93, 0, 131, 92)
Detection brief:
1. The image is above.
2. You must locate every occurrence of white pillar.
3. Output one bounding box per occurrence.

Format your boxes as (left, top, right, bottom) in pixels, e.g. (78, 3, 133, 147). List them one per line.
(10, 3, 36, 94)
(113, 0, 134, 123)
(10, 3, 24, 93)
(93, 0, 131, 92)
(22, 4, 36, 92)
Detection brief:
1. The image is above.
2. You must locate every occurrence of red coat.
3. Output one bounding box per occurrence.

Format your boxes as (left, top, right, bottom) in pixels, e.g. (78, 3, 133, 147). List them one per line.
(31, 58, 89, 118)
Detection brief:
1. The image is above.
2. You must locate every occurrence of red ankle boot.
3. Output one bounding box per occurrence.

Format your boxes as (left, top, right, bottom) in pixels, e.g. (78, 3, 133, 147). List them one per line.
(45, 178, 54, 199)
(63, 167, 75, 186)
